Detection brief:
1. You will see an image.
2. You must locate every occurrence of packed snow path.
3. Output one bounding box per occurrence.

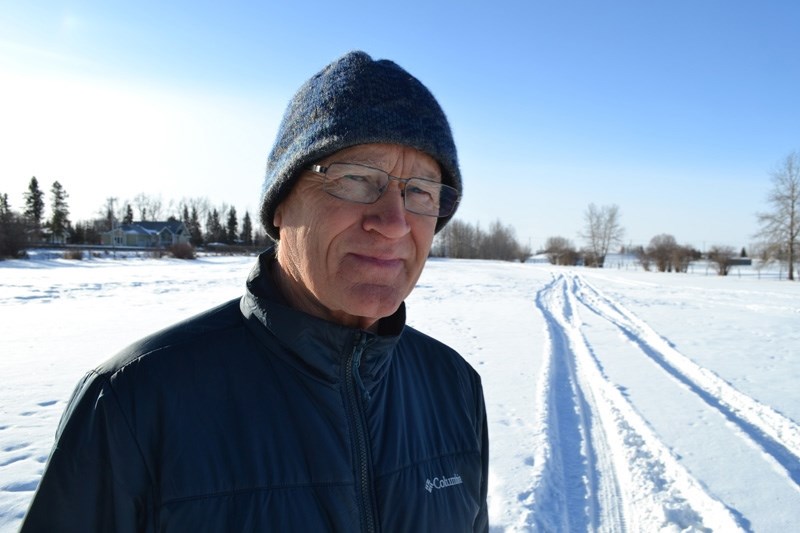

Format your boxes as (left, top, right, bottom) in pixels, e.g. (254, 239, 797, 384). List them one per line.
(524, 271, 800, 532)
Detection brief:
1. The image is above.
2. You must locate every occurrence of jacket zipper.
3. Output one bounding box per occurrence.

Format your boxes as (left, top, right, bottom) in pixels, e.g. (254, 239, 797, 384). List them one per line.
(344, 332, 378, 533)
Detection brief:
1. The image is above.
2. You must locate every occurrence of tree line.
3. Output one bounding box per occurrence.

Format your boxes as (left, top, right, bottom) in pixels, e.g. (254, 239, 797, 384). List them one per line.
(540, 149, 799, 279)
(92, 194, 264, 248)
(544, 232, 744, 276)
(0, 177, 269, 258)
(430, 219, 532, 262)
(1, 177, 71, 258)
(2, 148, 798, 279)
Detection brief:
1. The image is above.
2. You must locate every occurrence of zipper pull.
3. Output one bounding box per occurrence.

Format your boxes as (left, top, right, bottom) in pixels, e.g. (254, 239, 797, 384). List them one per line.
(351, 334, 371, 403)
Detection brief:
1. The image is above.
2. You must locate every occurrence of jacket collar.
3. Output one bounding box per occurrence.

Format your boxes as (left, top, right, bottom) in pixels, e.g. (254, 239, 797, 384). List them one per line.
(239, 247, 404, 390)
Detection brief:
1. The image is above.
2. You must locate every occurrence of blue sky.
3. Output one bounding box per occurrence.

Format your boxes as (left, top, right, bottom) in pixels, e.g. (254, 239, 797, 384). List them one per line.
(2, 1, 799, 251)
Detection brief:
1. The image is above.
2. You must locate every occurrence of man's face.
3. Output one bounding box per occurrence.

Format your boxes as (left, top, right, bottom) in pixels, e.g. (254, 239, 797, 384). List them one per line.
(273, 143, 441, 330)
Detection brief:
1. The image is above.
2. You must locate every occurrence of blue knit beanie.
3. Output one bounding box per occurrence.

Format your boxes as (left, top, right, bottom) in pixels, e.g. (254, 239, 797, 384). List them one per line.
(260, 51, 461, 241)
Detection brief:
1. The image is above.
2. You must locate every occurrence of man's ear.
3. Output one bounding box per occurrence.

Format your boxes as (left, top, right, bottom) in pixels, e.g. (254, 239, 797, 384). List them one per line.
(273, 204, 283, 230)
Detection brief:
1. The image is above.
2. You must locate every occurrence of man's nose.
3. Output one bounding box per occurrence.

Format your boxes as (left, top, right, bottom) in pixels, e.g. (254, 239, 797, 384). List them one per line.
(362, 181, 410, 238)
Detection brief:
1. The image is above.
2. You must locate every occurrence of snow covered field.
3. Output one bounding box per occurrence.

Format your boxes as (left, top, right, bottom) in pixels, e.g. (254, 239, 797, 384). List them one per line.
(1, 254, 798, 531)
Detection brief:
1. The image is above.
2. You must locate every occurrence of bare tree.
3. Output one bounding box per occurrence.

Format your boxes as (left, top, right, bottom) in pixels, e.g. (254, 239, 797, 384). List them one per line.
(432, 219, 477, 258)
(671, 245, 698, 273)
(103, 197, 118, 231)
(646, 234, 677, 272)
(580, 203, 624, 268)
(632, 245, 651, 271)
(707, 245, 737, 276)
(431, 218, 530, 261)
(543, 236, 579, 265)
(479, 219, 528, 261)
(643, 234, 697, 273)
(132, 193, 164, 222)
(756, 151, 800, 281)
(149, 195, 164, 221)
(180, 197, 212, 224)
(751, 241, 783, 276)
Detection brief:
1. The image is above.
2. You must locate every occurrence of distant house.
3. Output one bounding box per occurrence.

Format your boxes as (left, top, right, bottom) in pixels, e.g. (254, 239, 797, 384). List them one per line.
(101, 221, 190, 248)
(728, 257, 753, 267)
(26, 227, 69, 245)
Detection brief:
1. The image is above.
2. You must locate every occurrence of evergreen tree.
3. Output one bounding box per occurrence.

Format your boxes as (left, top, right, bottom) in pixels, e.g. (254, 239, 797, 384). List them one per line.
(123, 204, 134, 224)
(241, 211, 253, 246)
(226, 207, 238, 244)
(253, 230, 265, 247)
(189, 207, 203, 246)
(206, 208, 224, 243)
(73, 221, 86, 244)
(0, 193, 10, 221)
(24, 177, 45, 231)
(49, 181, 70, 242)
(0, 192, 25, 257)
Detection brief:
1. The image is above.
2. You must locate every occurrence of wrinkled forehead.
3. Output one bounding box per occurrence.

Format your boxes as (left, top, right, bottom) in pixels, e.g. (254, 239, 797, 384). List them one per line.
(320, 143, 442, 179)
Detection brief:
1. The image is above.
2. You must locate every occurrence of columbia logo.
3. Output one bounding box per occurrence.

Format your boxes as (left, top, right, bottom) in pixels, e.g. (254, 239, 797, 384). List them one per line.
(425, 474, 463, 493)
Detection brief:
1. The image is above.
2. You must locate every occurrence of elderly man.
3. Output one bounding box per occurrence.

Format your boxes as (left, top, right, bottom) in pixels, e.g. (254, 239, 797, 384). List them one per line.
(22, 51, 488, 532)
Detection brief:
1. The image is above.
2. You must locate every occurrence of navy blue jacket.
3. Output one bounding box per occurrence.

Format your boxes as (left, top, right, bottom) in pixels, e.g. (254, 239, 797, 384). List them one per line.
(21, 251, 489, 532)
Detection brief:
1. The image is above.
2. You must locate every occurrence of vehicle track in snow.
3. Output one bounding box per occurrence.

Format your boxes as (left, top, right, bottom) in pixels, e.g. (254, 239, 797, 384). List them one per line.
(529, 272, 744, 532)
(571, 274, 800, 486)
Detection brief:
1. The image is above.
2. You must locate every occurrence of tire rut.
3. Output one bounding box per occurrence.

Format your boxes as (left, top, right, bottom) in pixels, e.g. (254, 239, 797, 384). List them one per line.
(530, 272, 742, 532)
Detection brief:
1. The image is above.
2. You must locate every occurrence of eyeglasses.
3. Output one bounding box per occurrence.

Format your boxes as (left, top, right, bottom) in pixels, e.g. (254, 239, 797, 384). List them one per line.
(308, 162, 460, 218)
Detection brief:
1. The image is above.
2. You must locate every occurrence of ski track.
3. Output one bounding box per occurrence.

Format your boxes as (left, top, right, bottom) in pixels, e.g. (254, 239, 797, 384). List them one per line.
(571, 274, 800, 486)
(530, 272, 744, 532)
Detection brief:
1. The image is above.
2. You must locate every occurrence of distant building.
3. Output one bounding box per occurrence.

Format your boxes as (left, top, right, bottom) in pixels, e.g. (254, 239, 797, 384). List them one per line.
(101, 221, 190, 248)
(27, 227, 69, 245)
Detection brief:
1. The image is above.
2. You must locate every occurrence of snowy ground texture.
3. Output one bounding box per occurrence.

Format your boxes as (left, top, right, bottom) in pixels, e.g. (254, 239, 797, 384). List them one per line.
(1, 254, 799, 532)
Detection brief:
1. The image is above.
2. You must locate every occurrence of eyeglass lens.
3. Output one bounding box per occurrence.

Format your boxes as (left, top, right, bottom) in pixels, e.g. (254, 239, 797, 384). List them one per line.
(321, 163, 458, 217)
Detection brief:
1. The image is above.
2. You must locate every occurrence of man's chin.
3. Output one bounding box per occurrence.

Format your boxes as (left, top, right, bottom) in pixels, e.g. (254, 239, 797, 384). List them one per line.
(340, 284, 405, 322)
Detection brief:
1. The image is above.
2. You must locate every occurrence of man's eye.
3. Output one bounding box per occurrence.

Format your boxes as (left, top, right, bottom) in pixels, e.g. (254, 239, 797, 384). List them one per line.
(341, 174, 368, 182)
(407, 185, 435, 199)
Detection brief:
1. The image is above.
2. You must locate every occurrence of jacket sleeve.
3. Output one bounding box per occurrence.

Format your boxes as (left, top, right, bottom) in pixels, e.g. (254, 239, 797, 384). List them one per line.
(20, 371, 154, 533)
(474, 380, 490, 533)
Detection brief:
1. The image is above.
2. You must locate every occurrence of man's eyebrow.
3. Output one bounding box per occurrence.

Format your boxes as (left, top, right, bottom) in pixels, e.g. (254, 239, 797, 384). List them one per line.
(330, 154, 442, 179)
(337, 156, 386, 167)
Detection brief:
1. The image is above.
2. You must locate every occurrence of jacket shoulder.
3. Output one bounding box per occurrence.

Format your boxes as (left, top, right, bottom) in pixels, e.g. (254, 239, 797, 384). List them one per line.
(397, 325, 482, 382)
(96, 297, 244, 376)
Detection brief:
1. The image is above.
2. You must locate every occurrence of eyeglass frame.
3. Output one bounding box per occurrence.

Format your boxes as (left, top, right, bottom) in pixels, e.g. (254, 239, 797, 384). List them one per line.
(307, 162, 461, 218)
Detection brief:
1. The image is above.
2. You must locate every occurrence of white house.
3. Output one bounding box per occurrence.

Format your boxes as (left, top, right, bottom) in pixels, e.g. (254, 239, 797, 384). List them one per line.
(101, 221, 190, 248)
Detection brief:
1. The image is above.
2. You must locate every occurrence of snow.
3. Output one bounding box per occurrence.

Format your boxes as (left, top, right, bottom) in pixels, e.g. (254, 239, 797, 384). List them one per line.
(1, 254, 799, 531)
